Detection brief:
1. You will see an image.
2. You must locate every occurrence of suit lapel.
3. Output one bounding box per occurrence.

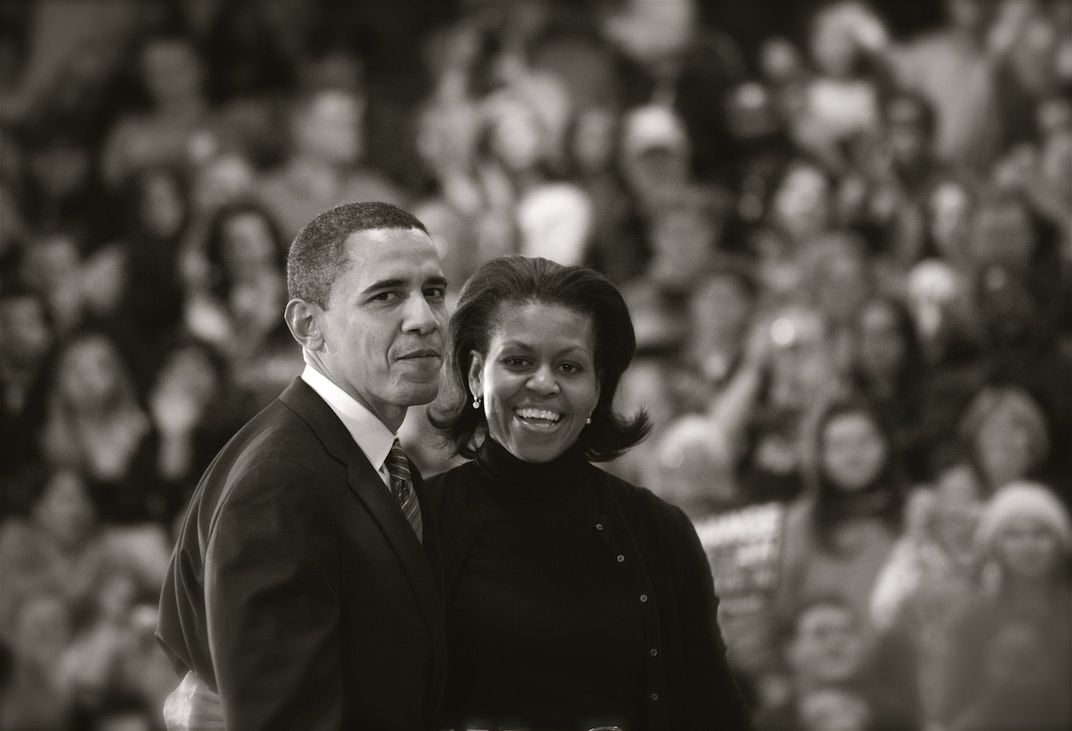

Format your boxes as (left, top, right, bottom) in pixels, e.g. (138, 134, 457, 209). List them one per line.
(278, 379, 445, 643)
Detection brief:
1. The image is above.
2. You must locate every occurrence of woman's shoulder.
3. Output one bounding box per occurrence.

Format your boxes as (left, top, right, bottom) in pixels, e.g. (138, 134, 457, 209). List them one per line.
(587, 464, 694, 532)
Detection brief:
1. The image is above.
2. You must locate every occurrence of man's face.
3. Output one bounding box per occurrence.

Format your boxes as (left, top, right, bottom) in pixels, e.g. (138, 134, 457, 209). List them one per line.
(790, 604, 864, 685)
(295, 90, 364, 165)
(313, 228, 448, 426)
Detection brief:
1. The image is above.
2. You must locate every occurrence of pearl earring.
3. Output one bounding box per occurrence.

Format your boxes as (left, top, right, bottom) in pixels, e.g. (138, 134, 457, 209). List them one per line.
(473, 397, 481, 409)
(585, 416, 592, 425)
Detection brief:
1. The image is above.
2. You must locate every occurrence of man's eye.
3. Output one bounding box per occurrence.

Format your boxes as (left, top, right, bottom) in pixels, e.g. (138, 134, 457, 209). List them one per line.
(370, 292, 399, 302)
(424, 287, 446, 301)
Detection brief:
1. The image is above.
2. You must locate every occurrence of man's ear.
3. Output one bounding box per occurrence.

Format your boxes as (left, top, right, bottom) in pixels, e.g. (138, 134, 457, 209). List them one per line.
(467, 350, 484, 403)
(285, 298, 324, 351)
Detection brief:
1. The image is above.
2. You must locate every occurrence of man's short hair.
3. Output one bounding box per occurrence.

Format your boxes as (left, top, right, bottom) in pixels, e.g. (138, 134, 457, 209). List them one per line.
(286, 201, 428, 307)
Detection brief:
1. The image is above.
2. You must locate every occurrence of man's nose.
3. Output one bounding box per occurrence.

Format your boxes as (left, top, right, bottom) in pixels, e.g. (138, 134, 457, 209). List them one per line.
(401, 292, 440, 335)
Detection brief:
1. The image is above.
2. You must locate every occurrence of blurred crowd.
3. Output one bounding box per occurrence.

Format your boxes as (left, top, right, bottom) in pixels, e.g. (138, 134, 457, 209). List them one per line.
(1, 0, 1070, 729)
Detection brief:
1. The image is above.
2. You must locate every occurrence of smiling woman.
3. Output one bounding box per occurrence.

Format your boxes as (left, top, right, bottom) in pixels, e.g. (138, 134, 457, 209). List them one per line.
(426, 256, 752, 730)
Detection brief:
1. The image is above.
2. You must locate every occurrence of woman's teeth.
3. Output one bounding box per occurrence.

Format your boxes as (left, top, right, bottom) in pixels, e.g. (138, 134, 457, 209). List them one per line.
(515, 407, 563, 424)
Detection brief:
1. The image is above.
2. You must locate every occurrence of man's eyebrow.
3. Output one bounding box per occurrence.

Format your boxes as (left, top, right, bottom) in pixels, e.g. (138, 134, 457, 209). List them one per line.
(360, 278, 408, 295)
(360, 275, 449, 295)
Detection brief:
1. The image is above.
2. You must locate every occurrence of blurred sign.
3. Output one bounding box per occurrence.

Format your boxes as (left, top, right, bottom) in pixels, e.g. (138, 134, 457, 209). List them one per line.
(694, 502, 785, 672)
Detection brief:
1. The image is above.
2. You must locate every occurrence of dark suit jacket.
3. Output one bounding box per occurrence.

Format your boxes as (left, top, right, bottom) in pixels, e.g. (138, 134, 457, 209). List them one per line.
(157, 378, 446, 731)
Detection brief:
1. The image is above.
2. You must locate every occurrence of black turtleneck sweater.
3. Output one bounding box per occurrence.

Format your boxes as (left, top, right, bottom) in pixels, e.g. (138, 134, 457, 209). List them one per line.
(425, 439, 753, 731)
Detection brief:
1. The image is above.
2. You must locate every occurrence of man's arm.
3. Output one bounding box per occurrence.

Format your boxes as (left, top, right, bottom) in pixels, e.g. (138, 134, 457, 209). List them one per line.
(205, 460, 343, 731)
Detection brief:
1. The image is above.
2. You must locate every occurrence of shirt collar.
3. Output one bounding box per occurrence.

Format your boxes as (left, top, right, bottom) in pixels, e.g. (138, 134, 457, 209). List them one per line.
(300, 360, 395, 474)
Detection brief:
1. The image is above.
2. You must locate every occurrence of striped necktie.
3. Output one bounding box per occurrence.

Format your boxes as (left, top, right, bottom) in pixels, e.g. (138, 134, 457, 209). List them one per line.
(385, 439, 423, 543)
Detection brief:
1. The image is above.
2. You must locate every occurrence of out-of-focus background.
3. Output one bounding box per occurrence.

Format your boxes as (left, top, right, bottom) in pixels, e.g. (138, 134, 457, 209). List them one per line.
(0, 0, 1069, 729)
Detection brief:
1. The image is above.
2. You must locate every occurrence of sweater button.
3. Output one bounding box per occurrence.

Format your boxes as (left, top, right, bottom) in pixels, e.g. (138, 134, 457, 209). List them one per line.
(595, 522, 604, 531)
(649, 648, 658, 657)
(616, 554, 625, 563)
(639, 594, 648, 602)
(650, 692, 660, 701)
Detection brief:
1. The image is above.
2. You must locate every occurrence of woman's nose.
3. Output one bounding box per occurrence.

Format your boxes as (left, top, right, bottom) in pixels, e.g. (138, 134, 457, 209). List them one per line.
(527, 365, 559, 394)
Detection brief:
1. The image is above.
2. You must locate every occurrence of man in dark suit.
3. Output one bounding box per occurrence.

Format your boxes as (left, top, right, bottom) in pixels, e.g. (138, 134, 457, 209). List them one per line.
(157, 202, 449, 730)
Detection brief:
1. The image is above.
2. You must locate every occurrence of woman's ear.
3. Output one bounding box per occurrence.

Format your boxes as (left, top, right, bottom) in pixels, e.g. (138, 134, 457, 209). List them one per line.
(284, 299, 324, 351)
(467, 350, 485, 403)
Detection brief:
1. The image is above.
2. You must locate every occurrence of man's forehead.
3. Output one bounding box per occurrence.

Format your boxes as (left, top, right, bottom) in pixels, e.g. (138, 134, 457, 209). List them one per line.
(341, 227, 443, 274)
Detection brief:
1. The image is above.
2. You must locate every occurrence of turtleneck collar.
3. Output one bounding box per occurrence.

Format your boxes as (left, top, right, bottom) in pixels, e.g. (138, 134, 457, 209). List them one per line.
(475, 436, 591, 497)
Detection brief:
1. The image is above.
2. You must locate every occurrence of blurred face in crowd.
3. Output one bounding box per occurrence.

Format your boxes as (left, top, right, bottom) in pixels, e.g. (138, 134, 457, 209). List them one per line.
(489, 101, 545, 173)
(571, 107, 618, 174)
(301, 228, 447, 430)
(689, 272, 753, 348)
(934, 463, 983, 552)
(886, 96, 931, 167)
(141, 38, 203, 107)
(812, 241, 870, 323)
(857, 300, 906, 381)
(996, 515, 1062, 580)
(221, 211, 279, 283)
(821, 410, 887, 492)
(0, 293, 51, 367)
(58, 334, 126, 412)
(294, 90, 364, 165)
(139, 170, 186, 239)
(975, 403, 1042, 488)
(971, 199, 1034, 270)
(469, 302, 601, 463)
(13, 593, 71, 668)
(649, 206, 718, 290)
(33, 468, 96, 550)
(153, 344, 220, 422)
(810, 9, 858, 78)
(928, 181, 972, 262)
(978, 266, 1036, 344)
(789, 602, 864, 685)
(773, 163, 830, 240)
(193, 154, 256, 212)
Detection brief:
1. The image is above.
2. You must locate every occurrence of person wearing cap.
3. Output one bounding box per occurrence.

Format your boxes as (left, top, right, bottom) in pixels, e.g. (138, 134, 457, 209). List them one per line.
(943, 481, 1071, 729)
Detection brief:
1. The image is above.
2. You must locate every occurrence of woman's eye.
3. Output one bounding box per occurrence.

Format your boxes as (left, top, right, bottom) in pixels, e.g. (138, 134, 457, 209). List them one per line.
(503, 357, 529, 368)
(558, 362, 581, 374)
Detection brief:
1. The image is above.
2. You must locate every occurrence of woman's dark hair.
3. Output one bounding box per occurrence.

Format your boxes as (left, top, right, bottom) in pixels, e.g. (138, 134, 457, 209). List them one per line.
(429, 256, 651, 461)
(204, 199, 288, 300)
(807, 394, 904, 552)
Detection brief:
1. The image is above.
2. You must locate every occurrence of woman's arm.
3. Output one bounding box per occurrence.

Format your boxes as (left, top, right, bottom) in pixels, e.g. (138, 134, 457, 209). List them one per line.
(672, 506, 755, 728)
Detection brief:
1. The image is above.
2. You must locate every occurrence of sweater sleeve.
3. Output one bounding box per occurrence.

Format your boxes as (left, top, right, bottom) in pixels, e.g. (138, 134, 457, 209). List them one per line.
(671, 504, 755, 729)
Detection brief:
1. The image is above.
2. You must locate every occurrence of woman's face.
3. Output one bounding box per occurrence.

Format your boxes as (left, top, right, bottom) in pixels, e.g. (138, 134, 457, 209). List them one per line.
(469, 302, 601, 463)
(59, 335, 124, 410)
(858, 301, 907, 379)
(33, 469, 96, 549)
(996, 515, 1061, 580)
(928, 182, 971, 256)
(821, 411, 887, 491)
(572, 107, 617, 173)
(490, 103, 544, 173)
(221, 212, 278, 282)
(976, 410, 1037, 488)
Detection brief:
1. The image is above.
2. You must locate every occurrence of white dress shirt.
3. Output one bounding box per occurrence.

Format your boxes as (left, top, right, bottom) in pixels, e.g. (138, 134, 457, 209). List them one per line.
(300, 362, 395, 487)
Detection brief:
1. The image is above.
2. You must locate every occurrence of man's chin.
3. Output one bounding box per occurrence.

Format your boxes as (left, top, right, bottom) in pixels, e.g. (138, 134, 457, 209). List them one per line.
(394, 380, 442, 407)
